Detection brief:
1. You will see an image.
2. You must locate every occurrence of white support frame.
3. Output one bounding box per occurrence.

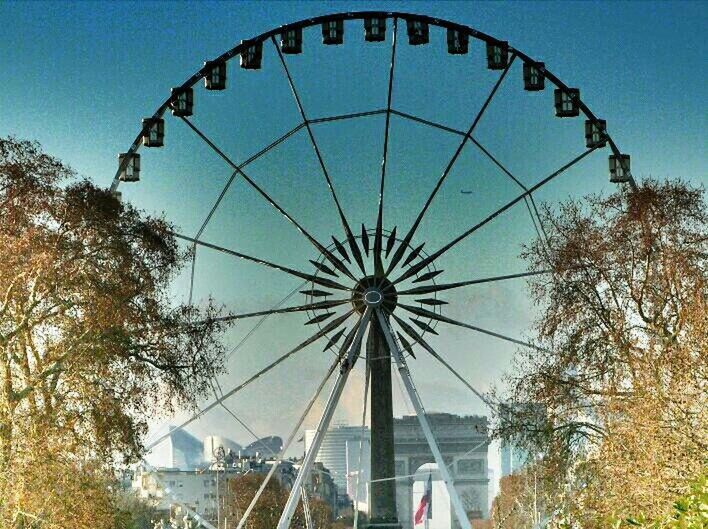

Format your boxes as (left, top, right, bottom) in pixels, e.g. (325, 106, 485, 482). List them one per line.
(277, 307, 373, 529)
(376, 309, 473, 529)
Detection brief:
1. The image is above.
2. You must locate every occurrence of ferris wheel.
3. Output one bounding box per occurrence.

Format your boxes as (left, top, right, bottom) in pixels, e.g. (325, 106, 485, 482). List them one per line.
(112, 11, 634, 529)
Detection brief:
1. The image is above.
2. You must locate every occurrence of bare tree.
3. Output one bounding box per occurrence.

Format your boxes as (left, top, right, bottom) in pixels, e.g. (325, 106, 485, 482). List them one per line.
(498, 179, 707, 525)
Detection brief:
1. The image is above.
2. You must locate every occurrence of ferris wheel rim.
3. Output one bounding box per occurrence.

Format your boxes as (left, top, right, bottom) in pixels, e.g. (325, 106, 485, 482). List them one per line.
(111, 9, 633, 192)
(109, 9, 632, 363)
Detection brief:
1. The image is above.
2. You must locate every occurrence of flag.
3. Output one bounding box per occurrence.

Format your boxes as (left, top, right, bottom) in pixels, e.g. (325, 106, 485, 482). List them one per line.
(414, 473, 433, 525)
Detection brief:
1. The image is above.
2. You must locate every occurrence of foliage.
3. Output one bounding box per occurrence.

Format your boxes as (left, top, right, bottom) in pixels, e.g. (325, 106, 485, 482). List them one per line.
(490, 462, 555, 529)
(224, 473, 334, 529)
(497, 179, 707, 526)
(618, 469, 708, 529)
(113, 490, 164, 529)
(0, 137, 229, 527)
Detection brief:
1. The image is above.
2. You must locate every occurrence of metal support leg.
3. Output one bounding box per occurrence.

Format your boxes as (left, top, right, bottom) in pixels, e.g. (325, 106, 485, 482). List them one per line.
(301, 487, 313, 529)
(277, 308, 373, 529)
(376, 309, 473, 529)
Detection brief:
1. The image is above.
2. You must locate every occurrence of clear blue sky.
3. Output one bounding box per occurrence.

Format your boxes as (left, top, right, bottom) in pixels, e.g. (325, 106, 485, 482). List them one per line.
(1, 1, 706, 455)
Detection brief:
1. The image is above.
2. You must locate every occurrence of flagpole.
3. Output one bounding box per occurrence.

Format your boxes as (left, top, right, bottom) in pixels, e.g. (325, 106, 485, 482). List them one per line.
(425, 471, 431, 529)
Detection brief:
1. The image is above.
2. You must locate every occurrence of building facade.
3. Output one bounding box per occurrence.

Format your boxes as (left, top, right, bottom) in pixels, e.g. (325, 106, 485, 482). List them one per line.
(304, 425, 370, 496)
(394, 414, 490, 527)
(306, 414, 490, 527)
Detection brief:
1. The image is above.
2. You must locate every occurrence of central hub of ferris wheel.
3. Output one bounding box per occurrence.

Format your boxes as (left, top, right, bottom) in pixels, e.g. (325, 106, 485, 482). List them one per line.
(352, 275, 398, 314)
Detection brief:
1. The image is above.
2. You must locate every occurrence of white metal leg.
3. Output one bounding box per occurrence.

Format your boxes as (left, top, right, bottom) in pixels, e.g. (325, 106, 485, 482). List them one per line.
(301, 487, 313, 529)
(235, 326, 356, 529)
(277, 307, 373, 529)
(376, 309, 473, 529)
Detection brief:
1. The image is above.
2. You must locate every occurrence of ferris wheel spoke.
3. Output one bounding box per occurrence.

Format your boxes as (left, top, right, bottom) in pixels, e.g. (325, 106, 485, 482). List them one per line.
(270, 37, 365, 280)
(145, 308, 354, 453)
(386, 55, 517, 276)
(179, 116, 357, 282)
(392, 146, 599, 285)
(170, 231, 352, 292)
(391, 313, 493, 409)
(386, 110, 553, 260)
(206, 299, 350, 323)
(527, 193, 552, 246)
(396, 269, 553, 296)
(374, 17, 399, 279)
(464, 138, 555, 249)
(391, 313, 435, 360)
(398, 302, 544, 352)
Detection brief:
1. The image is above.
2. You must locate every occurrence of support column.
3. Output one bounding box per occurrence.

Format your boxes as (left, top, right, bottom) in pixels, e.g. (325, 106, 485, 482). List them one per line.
(366, 316, 401, 528)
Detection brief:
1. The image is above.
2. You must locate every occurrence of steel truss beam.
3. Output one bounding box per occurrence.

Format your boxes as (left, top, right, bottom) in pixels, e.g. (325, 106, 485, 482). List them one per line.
(235, 329, 354, 529)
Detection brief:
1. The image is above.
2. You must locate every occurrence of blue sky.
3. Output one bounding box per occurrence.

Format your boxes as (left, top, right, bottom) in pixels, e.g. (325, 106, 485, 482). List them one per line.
(1, 1, 706, 460)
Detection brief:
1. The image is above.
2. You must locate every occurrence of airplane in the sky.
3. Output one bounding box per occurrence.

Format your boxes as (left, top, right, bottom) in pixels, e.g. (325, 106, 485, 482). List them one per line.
(460, 190, 473, 195)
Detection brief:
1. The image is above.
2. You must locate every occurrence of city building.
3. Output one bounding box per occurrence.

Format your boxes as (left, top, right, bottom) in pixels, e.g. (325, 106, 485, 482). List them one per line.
(131, 465, 226, 520)
(203, 435, 242, 463)
(304, 424, 370, 496)
(498, 402, 544, 477)
(145, 425, 205, 471)
(394, 414, 490, 527)
(306, 413, 490, 527)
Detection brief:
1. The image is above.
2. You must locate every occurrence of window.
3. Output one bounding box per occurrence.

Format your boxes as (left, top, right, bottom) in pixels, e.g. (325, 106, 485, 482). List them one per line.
(118, 152, 140, 182)
(365, 17, 386, 42)
(170, 87, 193, 117)
(447, 29, 468, 54)
(554, 88, 580, 117)
(486, 41, 509, 70)
(281, 28, 302, 54)
(585, 119, 607, 148)
(322, 19, 343, 45)
(406, 19, 429, 45)
(204, 60, 226, 90)
(609, 154, 630, 183)
(142, 117, 164, 147)
(240, 41, 262, 69)
(523, 62, 545, 91)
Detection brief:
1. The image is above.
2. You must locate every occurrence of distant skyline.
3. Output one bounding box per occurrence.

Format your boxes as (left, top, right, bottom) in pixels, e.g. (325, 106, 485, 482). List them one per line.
(1, 1, 706, 470)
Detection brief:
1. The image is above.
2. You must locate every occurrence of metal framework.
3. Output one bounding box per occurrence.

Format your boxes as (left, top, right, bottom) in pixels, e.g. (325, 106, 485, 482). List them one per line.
(112, 11, 635, 529)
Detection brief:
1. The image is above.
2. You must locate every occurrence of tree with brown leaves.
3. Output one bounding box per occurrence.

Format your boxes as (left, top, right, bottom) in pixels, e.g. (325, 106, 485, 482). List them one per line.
(0, 137, 229, 528)
(224, 472, 333, 529)
(498, 179, 707, 527)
